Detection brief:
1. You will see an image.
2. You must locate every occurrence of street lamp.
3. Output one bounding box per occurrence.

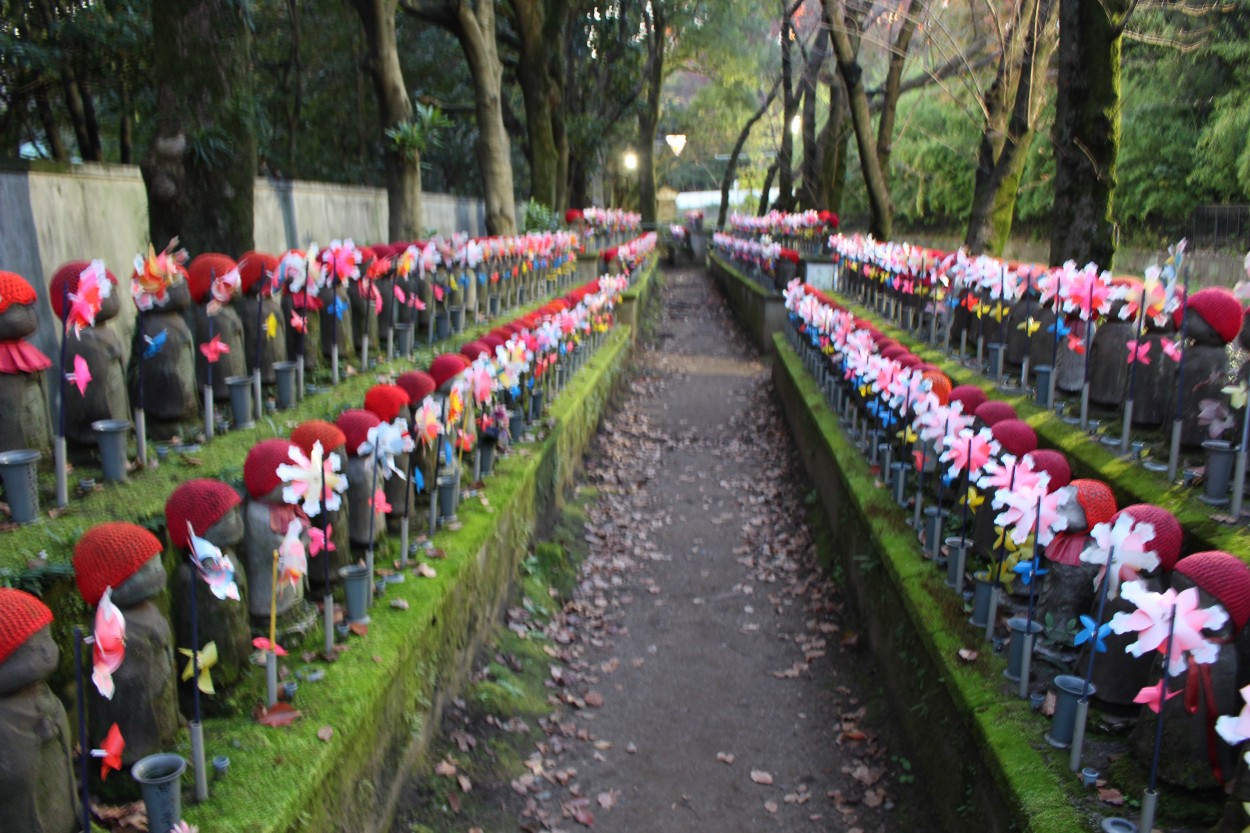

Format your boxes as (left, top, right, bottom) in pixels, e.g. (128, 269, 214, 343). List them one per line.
(790, 114, 801, 135)
(623, 150, 638, 171)
(665, 133, 688, 157)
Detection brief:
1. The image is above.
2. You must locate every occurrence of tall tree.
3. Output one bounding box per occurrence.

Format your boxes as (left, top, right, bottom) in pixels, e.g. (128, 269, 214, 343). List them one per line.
(141, 0, 256, 255)
(504, 0, 569, 211)
(404, 0, 517, 234)
(637, 1, 666, 225)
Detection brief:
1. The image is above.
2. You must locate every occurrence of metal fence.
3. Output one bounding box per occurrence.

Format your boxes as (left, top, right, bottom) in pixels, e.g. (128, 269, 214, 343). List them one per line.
(1188, 204, 1250, 251)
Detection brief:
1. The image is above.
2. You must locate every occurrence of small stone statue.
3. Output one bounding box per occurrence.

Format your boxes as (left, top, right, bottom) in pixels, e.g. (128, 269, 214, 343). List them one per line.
(0, 271, 52, 453)
(1166, 287, 1243, 447)
(165, 478, 252, 705)
(0, 588, 79, 833)
(242, 439, 310, 629)
(1087, 277, 1140, 409)
(1038, 479, 1117, 644)
(188, 254, 247, 402)
(364, 384, 414, 530)
(73, 522, 179, 765)
(50, 261, 129, 446)
(130, 260, 198, 437)
(1133, 550, 1250, 790)
(289, 420, 352, 591)
(971, 419, 1039, 565)
(237, 251, 287, 385)
(336, 409, 384, 549)
(351, 248, 382, 362)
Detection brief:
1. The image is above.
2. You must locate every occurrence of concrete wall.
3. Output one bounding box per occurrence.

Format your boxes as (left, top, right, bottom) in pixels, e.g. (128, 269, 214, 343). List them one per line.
(0, 162, 485, 366)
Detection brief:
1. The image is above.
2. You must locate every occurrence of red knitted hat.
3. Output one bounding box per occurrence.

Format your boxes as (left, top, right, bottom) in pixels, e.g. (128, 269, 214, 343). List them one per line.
(880, 345, 906, 361)
(0, 588, 54, 665)
(1024, 450, 1070, 492)
(923, 372, 952, 406)
(337, 409, 381, 456)
(73, 522, 164, 606)
(396, 371, 436, 405)
(1186, 287, 1243, 344)
(0, 271, 38, 315)
(165, 479, 242, 549)
(479, 334, 504, 354)
(1070, 479, 1117, 529)
(991, 419, 1038, 456)
(1119, 504, 1182, 572)
(489, 327, 513, 342)
(364, 384, 410, 423)
(949, 385, 987, 415)
(187, 253, 238, 303)
(237, 251, 279, 294)
(897, 354, 922, 369)
(49, 261, 119, 320)
(974, 400, 1018, 427)
(1174, 551, 1250, 631)
(290, 420, 346, 456)
(244, 438, 296, 499)
(460, 341, 489, 363)
(430, 354, 468, 389)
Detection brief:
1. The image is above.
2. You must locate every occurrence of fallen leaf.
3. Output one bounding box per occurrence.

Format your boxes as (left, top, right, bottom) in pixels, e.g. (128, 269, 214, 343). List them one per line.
(457, 774, 472, 793)
(1098, 787, 1125, 806)
(447, 790, 461, 813)
(584, 691, 604, 708)
(764, 800, 778, 813)
(416, 563, 437, 578)
(596, 790, 619, 809)
(751, 770, 774, 785)
(863, 788, 885, 808)
(390, 598, 410, 610)
(349, 622, 369, 637)
(435, 759, 458, 777)
(957, 648, 978, 662)
(317, 725, 334, 743)
(254, 702, 302, 727)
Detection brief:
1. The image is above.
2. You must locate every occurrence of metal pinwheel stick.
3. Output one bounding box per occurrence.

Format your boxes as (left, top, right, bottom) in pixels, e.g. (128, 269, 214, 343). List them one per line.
(204, 308, 215, 441)
(253, 272, 266, 423)
(1069, 547, 1115, 773)
(1120, 287, 1148, 456)
(1167, 263, 1193, 482)
(1079, 278, 1097, 431)
(1139, 602, 1179, 833)
(73, 627, 92, 833)
(321, 463, 335, 658)
(55, 281, 70, 507)
(135, 306, 148, 468)
(985, 463, 1019, 643)
(184, 532, 209, 802)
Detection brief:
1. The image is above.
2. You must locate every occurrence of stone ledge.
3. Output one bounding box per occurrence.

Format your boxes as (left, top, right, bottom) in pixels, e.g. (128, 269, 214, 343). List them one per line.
(771, 331, 1087, 833)
(707, 252, 787, 354)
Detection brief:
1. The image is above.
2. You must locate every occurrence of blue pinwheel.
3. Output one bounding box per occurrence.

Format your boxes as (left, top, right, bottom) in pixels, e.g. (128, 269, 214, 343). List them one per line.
(1011, 560, 1048, 585)
(1073, 614, 1111, 653)
(329, 297, 348, 320)
(143, 328, 168, 359)
(1047, 317, 1072, 338)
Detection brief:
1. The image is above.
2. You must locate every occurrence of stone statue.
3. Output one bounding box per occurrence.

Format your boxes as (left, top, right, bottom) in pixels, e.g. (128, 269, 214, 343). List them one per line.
(0, 271, 52, 453)
(187, 254, 247, 403)
(1038, 479, 1117, 651)
(241, 439, 310, 630)
(165, 478, 252, 707)
(0, 588, 79, 833)
(336, 409, 384, 549)
(130, 262, 198, 438)
(237, 251, 287, 386)
(73, 522, 179, 766)
(1166, 287, 1243, 447)
(350, 248, 382, 362)
(49, 261, 129, 446)
(289, 421, 352, 591)
(364, 384, 414, 531)
(1087, 277, 1140, 408)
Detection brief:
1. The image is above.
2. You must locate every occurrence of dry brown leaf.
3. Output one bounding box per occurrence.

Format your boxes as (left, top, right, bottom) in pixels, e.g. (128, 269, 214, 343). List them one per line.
(254, 702, 302, 727)
(716, 751, 735, 765)
(584, 691, 605, 708)
(863, 788, 885, 808)
(957, 648, 978, 662)
(457, 774, 472, 793)
(596, 790, 619, 809)
(416, 563, 437, 578)
(764, 800, 779, 813)
(750, 770, 774, 785)
(434, 759, 457, 777)
(1098, 787, 1124, 806)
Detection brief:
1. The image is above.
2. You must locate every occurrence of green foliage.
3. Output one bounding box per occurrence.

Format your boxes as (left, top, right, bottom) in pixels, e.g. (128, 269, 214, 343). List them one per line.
(386, 103, 453, 161)
(519, 199, 559, 232)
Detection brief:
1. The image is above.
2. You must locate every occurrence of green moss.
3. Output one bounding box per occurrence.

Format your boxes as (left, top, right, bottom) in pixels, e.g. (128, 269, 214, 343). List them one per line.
(709, 250, 771, 298)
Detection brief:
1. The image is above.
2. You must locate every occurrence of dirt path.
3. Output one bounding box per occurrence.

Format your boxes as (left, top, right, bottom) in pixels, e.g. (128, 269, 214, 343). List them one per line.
(393, 266, 937, 833)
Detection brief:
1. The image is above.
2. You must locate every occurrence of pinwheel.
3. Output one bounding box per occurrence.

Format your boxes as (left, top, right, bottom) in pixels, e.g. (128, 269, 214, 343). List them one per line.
(91, 587, 126, 700)
(277, 519, 307, 587)
(187, 523, 241, 601)
(68, 354, 91, 397)
(1216, 685, 1250, 745)
(200, 334, 230, 363)
(132, 240, 185, 310)
(1109, 582, 1227, 675)
(67, 260, 111, 337)
(179, 642, 219, 695)
(91, 723, 125, 780)
(1074, 614, 1111, 653)
(206, 266, 240, 316)
(1080, 513, 1160, 599)
(358, 418, 415, 479)
(277, 440, 348, 516)
(413, 397, 443, 448)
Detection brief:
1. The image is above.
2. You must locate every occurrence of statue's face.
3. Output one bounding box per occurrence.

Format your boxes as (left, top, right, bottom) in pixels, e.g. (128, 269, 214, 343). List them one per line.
(0, 626, 58, 696)
(111, 557, 167, 608)
(203, 505, 245, 549)
(1054, 485, 1088, 533)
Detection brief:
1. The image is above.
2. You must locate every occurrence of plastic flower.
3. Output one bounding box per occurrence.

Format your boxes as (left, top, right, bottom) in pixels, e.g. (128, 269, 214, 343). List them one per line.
(1073, 614, 1111, 653)
(92, 587, 126, 700)
(178, 641, 218, 695)
(132, 240, 185, 310)
(276, 441, 348, 516)
(1216, 684, 1250, 745)
(186, 522, 241, 601)
(92, 723, 125, 780)
(200, 334, 230, 363)
(1134, 679, 1182, 714)
(1080, 514, 1160, 598)
(414, 397, 443, 448)
(68, 260, 111, 337)
(357, 418, 415, 479)
(1108, 581, 1227, 676)
(278, 519, 307, 587)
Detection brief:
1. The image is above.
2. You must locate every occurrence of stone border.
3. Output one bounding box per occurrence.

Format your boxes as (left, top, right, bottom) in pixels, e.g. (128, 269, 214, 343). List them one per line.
(708, 250, 787, 354)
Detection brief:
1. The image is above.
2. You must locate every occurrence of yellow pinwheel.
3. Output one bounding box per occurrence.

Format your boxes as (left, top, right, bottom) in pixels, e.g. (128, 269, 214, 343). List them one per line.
(1018, 317, 1041, 336)
(265, 312, 279, 339)
(896, 426, 918, 444)
(179, 641, 219, 695)
(993, 527, 1020, 554)
(989, 303, 1009, 323)
(962, 487, 985, 511)
(1222, 381, 1248, 410)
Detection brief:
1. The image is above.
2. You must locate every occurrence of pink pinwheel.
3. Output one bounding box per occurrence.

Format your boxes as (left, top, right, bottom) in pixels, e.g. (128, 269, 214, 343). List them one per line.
(993, 473, 1052, 546)
(979, 454, 1043, 495)
(132, 241, 185, 310)
(1109, 582, 1227, 676)
(1198, 400, 1235, 439)
(470, 363, 495, 406)
(187, 522, 240, 601)
(1134, 679, 1182, 714)
(414, 398, 443, 448)
(92, 587, 126, 700)
(200, 334, 230, 363)
(1216, 685, 1250, 745)
(1125, 340, 1151, 365)
(1063, 265, 1112, 321)
(207, 267, 241, 315)
(309, 524, 336, 557)
(1161, 338, 1182, 362)
(321, 239, 362, 283)
(277, 519, 307, 587)
(941, 427, 999, 480)
(1080, 513, 1160, 598)
(68, 260, 112, 337)
(370, 488, 393, 515)
(276, 440, 347, 516)
(1067, 331, 1086, 355)
(69, 354, 92, 396)
(289, 311, 308, 333)
(251, 637, 287, 656)
(92, 723, 125, 780)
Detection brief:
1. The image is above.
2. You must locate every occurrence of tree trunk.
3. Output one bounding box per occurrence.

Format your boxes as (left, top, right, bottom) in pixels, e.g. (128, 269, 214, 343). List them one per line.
(511, 0, 566, 211)
(33, 85, 68, 162)
(457, 2, 517, 234)
(817, 77, 847, 210)
(78, 79, 103, 163)
(797, 20, 829, 210)
(776, 4, 797, 213)
(825, 0, 892, 239)
(965, 0, 1058, 254)
(875, 0, 924, 175)
(638, 4, 664, 227)
(142, 0, 257, 256)
(1049, 0, 1124, 267)
(285, 0, 303, 179)
(119, 82, 132, 165)
(350, 0, 422, 241)
(719, 77, 782, 228)
(758, 161, 778, 216)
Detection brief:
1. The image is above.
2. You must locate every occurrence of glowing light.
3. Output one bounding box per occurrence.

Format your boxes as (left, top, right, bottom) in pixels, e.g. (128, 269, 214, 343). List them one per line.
(623, 151, 639, 171)
(665, 134, 688, 157)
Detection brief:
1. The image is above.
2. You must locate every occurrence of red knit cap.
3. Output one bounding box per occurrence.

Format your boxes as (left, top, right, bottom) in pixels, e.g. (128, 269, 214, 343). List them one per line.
(479, 334, 504, 354)
(923, 372, 952, 406)
(1174, 551, 1250, 631)
(364, 384, 410, 423)
(460, 341, 489, 363)
(1119, 504, 1182, 572)
(1025, 450, 1070, 492)
(337, 409, 381, 456)
(165, 479, 242, 549)
(73, 523, 164, 606)
(0, 271, 38, 314)
(290, 420, 346, 456)
(396, 371, 436, 404)
(430, 354, 469, 389)
(244, 439, 297, 499)
(880, 345, 906, 361)
(187, 253, 238, 303)
(1070, 479, 1117, 529)
(975, 401, 1018, 427)
(1186, 287, 1243, 344)
(49, 261, 119, 320)
(991, 419, 1038, 456)
(897, 354, 922, 370)
(489, 327, 513, 343)
(949, 385, 987, 415)
(0, 588, 54, 665)
(237, 251, 279, 294)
